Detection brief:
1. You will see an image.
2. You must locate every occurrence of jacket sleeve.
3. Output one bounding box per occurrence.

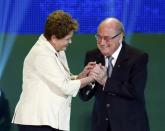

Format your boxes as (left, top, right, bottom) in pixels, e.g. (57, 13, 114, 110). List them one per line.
(104, 53, 148, 100)
(24, 54, 81, 97)
(78, 52, 97, 101)
(79, 83, 96, 101)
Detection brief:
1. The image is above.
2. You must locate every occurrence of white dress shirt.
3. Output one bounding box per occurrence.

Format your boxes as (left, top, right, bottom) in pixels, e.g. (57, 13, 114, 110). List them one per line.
(105, 43, 122, 68)
(12, 34, 81, 131)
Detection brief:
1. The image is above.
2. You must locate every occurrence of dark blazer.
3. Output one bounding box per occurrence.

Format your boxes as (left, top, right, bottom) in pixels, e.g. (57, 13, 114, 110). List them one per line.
(79, 42, 150, 131)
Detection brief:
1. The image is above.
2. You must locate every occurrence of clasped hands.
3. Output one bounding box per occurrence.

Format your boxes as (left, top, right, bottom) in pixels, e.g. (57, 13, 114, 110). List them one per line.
(78, 62, 108, 86)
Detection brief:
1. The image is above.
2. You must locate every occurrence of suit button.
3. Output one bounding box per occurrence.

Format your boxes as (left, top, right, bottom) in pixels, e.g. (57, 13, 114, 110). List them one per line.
(106, 104, 110, 107)
(105, 117, 109, 121)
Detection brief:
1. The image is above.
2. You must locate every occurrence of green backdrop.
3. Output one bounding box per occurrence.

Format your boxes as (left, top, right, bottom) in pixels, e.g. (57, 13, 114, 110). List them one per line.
(0, 34, 165, 131)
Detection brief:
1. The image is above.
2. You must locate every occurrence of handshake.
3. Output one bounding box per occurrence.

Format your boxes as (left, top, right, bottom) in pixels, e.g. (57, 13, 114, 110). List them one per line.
(78, 62, 108, 86)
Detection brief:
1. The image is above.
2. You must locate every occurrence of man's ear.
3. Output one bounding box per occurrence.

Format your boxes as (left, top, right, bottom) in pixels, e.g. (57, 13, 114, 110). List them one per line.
(119, 34, 124, 43)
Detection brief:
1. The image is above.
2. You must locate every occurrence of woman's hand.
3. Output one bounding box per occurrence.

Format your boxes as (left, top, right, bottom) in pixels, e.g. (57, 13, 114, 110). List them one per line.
(77, 61, 96, 79)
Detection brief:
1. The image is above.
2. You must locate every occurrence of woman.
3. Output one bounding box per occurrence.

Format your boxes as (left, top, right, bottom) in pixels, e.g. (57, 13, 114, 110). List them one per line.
(12, 10, 95, 131)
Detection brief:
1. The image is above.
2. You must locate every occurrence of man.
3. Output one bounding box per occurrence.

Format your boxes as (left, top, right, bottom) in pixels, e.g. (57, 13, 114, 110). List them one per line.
(79, 18, 150, 131)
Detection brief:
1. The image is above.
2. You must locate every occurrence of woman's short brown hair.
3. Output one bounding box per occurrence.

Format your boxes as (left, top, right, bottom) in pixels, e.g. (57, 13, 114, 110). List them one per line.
(44, 10, 78, 40)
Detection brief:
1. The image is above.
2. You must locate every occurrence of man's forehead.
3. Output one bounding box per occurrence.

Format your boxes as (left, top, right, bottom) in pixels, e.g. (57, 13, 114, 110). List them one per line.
(98, 27, 117, 35)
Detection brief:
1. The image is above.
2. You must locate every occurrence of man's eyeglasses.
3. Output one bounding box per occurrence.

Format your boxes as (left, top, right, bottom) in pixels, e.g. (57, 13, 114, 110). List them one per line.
(95, 32, 122, 42)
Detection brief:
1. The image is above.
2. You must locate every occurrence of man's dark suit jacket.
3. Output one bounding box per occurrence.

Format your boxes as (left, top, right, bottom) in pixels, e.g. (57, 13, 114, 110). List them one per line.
(79, 42, 150, 131)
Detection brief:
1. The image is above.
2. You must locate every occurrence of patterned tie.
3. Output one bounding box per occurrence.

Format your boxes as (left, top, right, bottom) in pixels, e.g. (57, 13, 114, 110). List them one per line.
(107, 56, 113, 77)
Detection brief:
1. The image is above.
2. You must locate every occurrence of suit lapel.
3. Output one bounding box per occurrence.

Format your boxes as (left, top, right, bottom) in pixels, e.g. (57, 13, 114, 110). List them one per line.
(55, 53, 71, 80)
(96, 49, 105, 66)
(113, 42, 129, 73)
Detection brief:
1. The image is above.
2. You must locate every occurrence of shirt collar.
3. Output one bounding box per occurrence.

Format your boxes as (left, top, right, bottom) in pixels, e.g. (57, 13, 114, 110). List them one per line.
(104, 43, 122, 67)
(111, 42, 122, 60)
(39, 34, 59, 54)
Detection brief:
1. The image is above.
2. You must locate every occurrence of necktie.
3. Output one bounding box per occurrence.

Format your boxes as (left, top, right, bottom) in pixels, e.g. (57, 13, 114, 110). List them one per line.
(107, 56, 113, 77)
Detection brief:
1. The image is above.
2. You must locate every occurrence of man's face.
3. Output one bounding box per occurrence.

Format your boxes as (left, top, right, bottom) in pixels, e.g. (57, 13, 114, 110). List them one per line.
(96, 24, 123, 56)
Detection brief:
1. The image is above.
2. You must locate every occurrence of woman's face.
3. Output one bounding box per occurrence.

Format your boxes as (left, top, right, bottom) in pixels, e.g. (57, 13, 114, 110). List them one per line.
(51, 31, 73, 51)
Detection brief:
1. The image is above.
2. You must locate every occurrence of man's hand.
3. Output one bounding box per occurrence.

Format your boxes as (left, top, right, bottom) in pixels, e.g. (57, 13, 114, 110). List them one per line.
(89, 64, 107, 86)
